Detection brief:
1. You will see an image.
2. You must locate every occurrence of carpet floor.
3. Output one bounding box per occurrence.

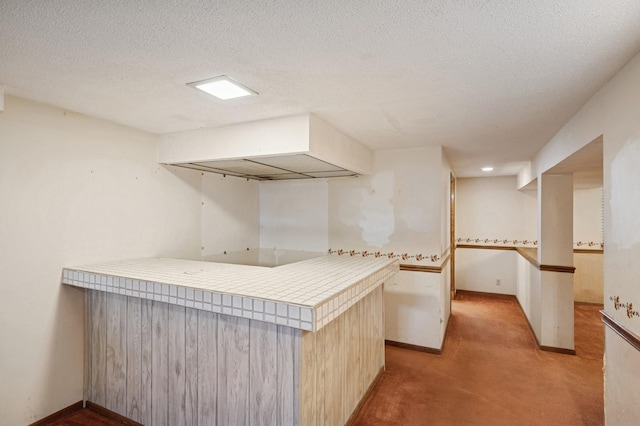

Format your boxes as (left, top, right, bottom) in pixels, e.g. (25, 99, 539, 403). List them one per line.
(353, 291, 604, 426)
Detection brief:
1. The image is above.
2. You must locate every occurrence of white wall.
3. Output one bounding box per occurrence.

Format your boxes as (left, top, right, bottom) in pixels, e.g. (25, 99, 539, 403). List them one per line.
(201, 173, 260, 256)
(455, 176, 536, 294)
(384, 271, 443, 349)
(520, 49, 640, 423)
(456, 176, 537, 241)
(0, 96, 202, 425)
(259, 179, 328, 252)
(456, 249, 519, 295)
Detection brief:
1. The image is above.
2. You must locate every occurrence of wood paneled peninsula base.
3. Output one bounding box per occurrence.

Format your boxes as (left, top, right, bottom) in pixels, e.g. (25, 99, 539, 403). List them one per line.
(62, 255, 398, 425)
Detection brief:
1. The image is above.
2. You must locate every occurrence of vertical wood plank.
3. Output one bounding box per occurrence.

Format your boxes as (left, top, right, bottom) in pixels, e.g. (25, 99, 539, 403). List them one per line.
(315, 326, 325, 426)
(376, 286, 385, 371)
(345, 302, 361, 419)
(217, 315, 250, 426)
(84, 291, 91, 403)
(339, 312, 347, 425)
(152, 301, 169, 426)
(90, 290, 107, 407)
(277, 325, 295, 426)
(106, 293, 127, 416)
(300, 331, 316, 426)
(366, 290, 376, 384)
(140, 298, 153, 425)
(185, 308, 198, 426)
(168, 304, 186, 426)
(249, 320, 277, 425)
(359, 294, 370, 399)
(292, 329, 301, 426)
(126, 297, 142, 422)
(323, 318, 340, 426)
(197, 310, 217, 426)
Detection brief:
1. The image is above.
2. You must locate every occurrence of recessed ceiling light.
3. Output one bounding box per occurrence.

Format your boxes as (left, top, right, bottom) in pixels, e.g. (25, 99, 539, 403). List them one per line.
(482, 167, 494, 172)
(187, 75, 257, 100)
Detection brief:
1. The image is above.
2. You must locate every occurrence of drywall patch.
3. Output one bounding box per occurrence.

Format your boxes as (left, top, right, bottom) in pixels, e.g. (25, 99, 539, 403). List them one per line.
(610, 138, 640, 250)
(359, 171, 395, 247)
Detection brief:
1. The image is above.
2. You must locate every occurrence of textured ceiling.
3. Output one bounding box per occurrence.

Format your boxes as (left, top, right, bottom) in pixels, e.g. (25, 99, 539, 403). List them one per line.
(2, 1, 640, 177)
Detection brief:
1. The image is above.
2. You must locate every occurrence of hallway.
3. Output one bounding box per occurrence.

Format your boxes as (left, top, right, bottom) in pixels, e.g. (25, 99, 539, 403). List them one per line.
(354, 291, 604, 426)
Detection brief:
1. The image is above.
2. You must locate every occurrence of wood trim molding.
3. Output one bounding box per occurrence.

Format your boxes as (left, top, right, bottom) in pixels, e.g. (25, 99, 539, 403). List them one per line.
(345, 366, 385, 426)
(86, 401, 143, 426)
(514, 247, 576, 273)
(28, 401, 84, 426)
(601, 310, 640, 352)
(399, 253, 451, 274)
(399, 264, 441, 273)
(539, 264, 576, 273)
(574, 249, 604, 254)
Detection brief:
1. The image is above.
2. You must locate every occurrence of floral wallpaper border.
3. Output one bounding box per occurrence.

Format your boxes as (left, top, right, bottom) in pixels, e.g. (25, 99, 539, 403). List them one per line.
(328, 249, 441, 263)
(456, 237, 604, 249)
(611, 296, 640, 319)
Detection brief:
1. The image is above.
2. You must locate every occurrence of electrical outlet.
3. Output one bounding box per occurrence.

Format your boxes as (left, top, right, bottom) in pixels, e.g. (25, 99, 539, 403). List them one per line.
(496, 279, 502, 286)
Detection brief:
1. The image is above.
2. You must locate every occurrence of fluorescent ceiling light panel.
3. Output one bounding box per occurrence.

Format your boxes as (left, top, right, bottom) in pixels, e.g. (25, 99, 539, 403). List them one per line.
(188, 76, 257, 100)
(482, 167, 494, 172)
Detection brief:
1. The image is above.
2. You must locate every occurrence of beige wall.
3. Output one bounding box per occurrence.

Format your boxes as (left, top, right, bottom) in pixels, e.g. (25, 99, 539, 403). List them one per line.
(0, 96, 202, 425)
(573, 252, 603, 303)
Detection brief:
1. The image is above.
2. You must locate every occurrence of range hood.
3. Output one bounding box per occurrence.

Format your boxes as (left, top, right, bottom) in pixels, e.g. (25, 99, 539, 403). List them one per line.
(158, 114, 372, 180)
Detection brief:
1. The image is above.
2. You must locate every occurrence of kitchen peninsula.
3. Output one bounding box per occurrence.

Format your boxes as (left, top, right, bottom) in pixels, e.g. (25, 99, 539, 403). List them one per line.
(62, 253, 398, 425)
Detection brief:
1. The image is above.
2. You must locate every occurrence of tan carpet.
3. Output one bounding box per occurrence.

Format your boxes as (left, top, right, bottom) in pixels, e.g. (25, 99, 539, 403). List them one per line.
(353, 291, 604, 426)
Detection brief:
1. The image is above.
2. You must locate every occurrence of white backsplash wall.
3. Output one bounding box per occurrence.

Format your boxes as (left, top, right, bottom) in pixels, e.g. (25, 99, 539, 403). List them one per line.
(259, 179, 329, 252)
(201, 173, 260, 256)
(0, 96, 202, 425)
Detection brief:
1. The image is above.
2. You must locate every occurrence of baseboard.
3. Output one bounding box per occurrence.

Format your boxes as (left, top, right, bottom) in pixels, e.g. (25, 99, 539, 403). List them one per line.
(455, 289, 516, 299)
(28, 401, 84, 426)
(539, 345, 577, 355)
(575, 301, 604, 306)
(345, 366, 385, 426)
(385, 339, 442, 354)
(385, 312, 452, 355)
(86, 401, 143, 426)
(514, 297, 577, 355)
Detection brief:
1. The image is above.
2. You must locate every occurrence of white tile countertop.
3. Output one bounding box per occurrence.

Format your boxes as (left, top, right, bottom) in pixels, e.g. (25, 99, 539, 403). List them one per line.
(61, 254, 398, 332)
